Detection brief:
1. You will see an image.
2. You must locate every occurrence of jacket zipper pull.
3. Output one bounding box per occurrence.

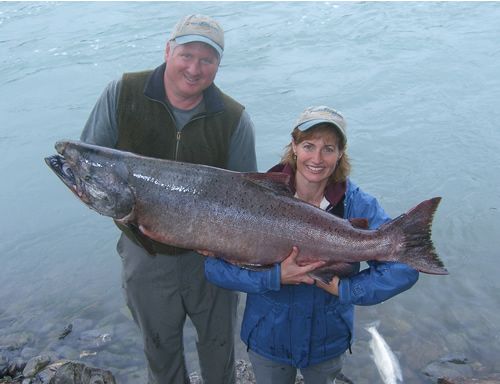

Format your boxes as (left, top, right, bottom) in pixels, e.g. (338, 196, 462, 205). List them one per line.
(175, 131, 181, 160)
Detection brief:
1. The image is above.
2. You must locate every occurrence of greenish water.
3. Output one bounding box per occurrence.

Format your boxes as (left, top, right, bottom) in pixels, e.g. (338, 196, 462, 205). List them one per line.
(1, 2, 500, 383)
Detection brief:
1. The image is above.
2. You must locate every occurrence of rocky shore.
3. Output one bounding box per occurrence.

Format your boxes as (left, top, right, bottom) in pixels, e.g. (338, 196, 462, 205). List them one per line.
(3, 350, 500, 384)
(2, 323, 499, 384)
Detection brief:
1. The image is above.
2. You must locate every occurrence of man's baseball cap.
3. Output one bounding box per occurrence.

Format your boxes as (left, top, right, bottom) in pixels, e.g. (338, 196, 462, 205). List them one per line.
(294, 106, 347, 145)
(170, 14, 224, 57)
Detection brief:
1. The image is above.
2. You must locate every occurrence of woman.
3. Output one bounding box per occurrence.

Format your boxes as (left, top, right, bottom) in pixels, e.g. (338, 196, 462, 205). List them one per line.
(204, 106, 419, 384)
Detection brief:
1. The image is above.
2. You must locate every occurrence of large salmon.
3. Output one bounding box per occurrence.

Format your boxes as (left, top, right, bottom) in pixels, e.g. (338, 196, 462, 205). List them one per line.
(45, 140, 448, 281)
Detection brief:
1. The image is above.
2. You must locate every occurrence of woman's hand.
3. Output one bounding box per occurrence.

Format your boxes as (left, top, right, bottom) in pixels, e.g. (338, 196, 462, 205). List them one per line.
(315, 276, 340, 296)
(281, 246, 325, 285)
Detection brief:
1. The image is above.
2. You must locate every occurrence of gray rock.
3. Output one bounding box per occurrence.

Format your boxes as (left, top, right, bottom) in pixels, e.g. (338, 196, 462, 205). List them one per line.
(23, 355, 52, 378)
(20, 348, 38, 360)
(47, 361, 116, 384)
(0, 353, 8, 376)
(423, 355, 475, 381)
(438, 373, 500, 384)
(8, 357, 26, 377)
(21, 360, 116, 384)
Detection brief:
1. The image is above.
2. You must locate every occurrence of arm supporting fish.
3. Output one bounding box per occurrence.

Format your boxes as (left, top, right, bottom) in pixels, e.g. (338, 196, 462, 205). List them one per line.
(337, 261, 419, 305)
(205, 257, 282, 294)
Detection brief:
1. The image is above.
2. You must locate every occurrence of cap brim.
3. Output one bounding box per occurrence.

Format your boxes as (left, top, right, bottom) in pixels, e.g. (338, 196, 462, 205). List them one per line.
(175, 35, 223, 57)
(296, 119, 346, 143)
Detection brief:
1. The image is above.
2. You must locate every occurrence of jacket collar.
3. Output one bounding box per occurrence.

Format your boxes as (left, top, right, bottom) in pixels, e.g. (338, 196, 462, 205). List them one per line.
(144, 63, 225, 113)
(268, 163, 346, 208)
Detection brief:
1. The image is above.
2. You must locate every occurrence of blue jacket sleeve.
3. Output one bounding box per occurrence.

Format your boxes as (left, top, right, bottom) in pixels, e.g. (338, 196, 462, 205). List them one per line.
(205, 257, 281, 294)
(338, 261, 419, 305)
(339, 181, 420, 305)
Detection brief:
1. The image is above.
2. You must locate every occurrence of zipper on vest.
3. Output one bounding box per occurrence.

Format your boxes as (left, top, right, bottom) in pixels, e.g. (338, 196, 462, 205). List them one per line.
(175, 131, 181, 160)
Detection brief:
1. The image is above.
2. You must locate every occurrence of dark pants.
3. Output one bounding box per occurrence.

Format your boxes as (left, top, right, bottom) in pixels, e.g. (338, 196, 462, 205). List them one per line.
(117, 234, 238, 384)
(248, 349, 344, 384)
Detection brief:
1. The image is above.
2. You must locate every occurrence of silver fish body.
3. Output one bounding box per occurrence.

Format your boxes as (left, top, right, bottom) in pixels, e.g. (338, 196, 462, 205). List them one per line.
(366, 324, 403, 384)
(45, 140, 448, 281)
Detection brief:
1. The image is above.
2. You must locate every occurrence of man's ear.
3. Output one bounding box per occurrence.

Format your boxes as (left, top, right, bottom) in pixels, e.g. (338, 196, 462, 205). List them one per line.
(165, 41, 172, 62)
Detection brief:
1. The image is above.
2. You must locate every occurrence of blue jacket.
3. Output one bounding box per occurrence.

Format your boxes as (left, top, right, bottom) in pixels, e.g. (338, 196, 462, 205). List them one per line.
(204, 172, 419, 368)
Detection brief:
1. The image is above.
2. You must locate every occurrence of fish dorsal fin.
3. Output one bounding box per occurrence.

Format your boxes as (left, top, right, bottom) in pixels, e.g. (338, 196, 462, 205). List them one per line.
(349, 218, 369, 229)
(243, 172, 292, 196)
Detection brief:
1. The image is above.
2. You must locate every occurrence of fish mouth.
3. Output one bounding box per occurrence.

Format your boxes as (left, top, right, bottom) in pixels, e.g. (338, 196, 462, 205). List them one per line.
(44, 154, 89, 203)
(45, 154, 75, 186)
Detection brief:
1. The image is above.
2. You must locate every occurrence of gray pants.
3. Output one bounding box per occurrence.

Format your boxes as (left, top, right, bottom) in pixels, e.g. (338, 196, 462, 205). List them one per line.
(248, 349, 344, 384)
(117, 234, 238, 384)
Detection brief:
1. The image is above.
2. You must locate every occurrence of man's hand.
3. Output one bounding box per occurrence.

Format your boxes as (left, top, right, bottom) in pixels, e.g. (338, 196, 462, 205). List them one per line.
(315, 276, 340, 296)
(280, 246, 325, 285)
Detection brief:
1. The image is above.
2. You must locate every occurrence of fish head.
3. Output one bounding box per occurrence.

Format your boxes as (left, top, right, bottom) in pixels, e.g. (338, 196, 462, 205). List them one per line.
(45, 140, 135, 220)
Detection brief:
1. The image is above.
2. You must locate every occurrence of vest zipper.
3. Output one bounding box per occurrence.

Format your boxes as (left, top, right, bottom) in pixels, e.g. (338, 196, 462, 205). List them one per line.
(173, 113, 208, 160)
(175, 131, 181, 160)
(148, 96, 210, 161)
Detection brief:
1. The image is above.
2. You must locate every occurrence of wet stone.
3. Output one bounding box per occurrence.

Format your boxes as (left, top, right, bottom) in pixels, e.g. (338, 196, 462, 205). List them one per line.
(44, 361, 116, 384)
(423, 355, 475, 381)
(20, 348, 37, 361)
(22, 354, 52, 378)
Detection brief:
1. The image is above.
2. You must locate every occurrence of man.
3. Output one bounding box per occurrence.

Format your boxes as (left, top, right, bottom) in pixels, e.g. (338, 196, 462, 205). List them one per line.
(80, 14, 257, 384)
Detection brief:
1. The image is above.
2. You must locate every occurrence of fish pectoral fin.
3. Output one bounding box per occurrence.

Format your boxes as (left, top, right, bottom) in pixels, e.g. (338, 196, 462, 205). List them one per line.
(236, 263, 275, 271)
(348, 217, 369, 229)
(242, 172, 293, 196)
(126, 224, 157, 256)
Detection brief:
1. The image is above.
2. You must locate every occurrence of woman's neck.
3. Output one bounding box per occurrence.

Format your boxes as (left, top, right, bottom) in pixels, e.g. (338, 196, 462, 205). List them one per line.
(294, 176, 328, 207)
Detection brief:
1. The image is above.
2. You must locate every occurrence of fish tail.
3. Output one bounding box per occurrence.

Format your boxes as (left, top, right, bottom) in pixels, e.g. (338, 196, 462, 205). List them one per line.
(384, 197, 448, 275)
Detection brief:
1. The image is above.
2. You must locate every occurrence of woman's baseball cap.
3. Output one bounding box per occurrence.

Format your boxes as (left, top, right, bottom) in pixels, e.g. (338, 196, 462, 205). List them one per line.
(294, 106, 347, 144)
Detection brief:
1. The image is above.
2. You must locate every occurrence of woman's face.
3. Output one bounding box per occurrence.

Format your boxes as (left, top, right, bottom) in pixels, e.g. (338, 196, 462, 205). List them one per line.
(292, 128, 343, 186)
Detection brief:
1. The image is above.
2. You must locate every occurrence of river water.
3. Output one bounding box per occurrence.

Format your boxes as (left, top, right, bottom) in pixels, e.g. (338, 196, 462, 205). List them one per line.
(1, 2, 500, 383)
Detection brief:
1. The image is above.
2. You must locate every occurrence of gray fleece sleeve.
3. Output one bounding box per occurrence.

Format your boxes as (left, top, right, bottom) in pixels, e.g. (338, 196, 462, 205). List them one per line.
(81, 80, 258, 173)
(227, 109, 258, 172)
(80, 79, 121, 147)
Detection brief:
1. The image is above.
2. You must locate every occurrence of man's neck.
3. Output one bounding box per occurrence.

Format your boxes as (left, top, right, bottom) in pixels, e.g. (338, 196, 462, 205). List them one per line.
(166, 90, 203, 110)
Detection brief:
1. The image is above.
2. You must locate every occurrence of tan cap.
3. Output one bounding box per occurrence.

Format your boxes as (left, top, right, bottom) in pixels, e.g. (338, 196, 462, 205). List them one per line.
(294, 106, 347, 144)
(170, 14, 224, 57)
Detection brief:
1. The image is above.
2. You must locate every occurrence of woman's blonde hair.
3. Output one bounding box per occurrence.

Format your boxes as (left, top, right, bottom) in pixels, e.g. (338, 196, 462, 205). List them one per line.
(281, 123, 351, 183)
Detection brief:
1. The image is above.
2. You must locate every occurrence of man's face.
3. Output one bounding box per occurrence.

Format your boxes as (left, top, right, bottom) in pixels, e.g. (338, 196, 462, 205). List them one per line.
(164, 41, 220, 102)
